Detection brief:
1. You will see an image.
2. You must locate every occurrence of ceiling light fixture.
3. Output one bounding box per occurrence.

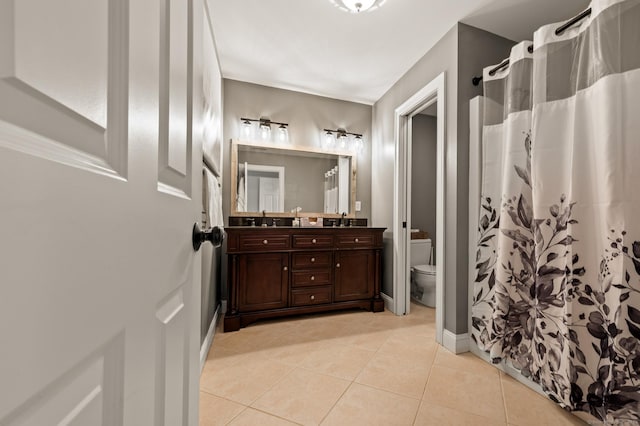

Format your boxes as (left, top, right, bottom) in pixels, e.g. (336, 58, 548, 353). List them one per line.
(330, 0, 387, 13)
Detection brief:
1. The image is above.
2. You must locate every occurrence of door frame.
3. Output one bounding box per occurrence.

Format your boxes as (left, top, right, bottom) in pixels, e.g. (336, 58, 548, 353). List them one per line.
(392, 72, 446, 344)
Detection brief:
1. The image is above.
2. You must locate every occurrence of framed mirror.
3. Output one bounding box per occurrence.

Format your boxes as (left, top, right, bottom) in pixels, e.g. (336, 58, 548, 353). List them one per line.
(230, 140, 357, 217)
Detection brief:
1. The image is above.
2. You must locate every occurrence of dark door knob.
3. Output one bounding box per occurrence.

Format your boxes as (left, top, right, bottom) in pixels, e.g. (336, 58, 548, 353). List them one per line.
(192, 223, 225, 251)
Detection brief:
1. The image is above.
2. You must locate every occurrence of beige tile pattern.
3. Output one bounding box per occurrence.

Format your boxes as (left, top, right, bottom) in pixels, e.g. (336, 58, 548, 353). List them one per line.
(414, 401, 505, 426)
(355, 352, 432, 399)
(501, 373, 586, 426)
(200, 302, 587, 426)
(200, 357, 294, 405)
(298, 343, 375, 380)
(227, 408, 300, 426)
(199, 392, 245, 426)
(321, 383, 420, 426)
(423, 364, 505, 422)
(252, 368, 350, 425)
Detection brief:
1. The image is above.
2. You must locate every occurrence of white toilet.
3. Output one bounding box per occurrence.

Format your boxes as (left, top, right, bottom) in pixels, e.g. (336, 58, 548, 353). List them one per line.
(410, 239, 436, 307)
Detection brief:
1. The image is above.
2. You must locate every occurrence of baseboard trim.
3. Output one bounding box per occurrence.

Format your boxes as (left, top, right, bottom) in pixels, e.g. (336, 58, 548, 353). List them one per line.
(442, 329, 470, 354)
(199, 305, 220, 373)
(381, 293, 393, 312)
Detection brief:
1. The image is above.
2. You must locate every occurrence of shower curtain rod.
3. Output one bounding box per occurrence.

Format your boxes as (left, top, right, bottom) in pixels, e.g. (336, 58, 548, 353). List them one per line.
(471, 7, 592, 86)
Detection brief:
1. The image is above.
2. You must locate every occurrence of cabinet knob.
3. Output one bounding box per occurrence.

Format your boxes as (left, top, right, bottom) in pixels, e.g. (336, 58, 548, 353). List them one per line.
(311, 257, 316, 262)
(283, 266, 288, 271)
(263, 239, 268, 244)
(312, 238, 317, 244)
(310, 295, 315, 300)
(336, 263, 340, 268)
(354, 238, 359, 243)
(311, 275, 315, 281)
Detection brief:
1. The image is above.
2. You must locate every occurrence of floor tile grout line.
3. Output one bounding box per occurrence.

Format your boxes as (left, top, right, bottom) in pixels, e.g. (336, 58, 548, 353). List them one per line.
(499, 369, 510, 425)
(317, 380, 356, 425)
(421, 364, 507, 423)
(244, 406, 305, 426)
(354, 381, 423, 402)
(411, 398, 426, 426)
(419, 346, 438, 401)
(223, 405, 249, 426)
(245, 363, 298, 408)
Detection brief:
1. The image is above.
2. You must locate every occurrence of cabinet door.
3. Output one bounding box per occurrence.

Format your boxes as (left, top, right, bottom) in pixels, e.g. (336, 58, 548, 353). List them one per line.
(238, 253, 289, 312)
(334, 250, 375, 302)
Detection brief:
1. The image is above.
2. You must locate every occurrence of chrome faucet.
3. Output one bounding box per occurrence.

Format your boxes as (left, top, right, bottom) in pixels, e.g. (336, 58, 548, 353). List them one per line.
(247, 218, 256, 227)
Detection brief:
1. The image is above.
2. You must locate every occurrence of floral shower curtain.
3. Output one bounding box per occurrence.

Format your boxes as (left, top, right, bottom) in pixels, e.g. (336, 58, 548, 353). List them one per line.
(472, 0, 640, 422)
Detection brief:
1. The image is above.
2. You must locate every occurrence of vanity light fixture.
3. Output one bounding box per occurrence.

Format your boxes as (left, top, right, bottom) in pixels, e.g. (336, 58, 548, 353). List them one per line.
(330, 0, 387, 13)
(240, 117, 289, 143)
(322, 127, 364, 152)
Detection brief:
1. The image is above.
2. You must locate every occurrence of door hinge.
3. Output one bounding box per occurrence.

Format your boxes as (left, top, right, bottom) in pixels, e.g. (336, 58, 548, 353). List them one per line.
(402, 221, 407, 228)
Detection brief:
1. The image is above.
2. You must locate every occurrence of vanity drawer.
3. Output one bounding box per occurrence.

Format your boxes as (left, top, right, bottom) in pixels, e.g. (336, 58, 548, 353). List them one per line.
(292, 235, 333, 249)
(291, 270, 331, 288)
(238, 234, 290, 251)
(335, 234, 375, 248)
(292, 251, 332, 269)
(291, 286, 332, 306)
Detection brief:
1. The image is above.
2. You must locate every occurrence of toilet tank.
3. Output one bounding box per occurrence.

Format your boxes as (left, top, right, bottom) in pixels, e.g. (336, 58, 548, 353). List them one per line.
(410, 239, 431, 266)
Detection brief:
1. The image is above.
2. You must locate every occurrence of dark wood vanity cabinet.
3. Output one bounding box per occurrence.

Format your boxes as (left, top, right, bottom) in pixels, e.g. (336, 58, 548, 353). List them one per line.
(334, 250, 376, 302)
(237, 252, 289, 312)
(224, 227, 385, 331)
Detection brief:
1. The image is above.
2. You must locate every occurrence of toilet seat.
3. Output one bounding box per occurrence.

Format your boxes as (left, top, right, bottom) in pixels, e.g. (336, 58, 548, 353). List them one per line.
(412, 264, 436, 275)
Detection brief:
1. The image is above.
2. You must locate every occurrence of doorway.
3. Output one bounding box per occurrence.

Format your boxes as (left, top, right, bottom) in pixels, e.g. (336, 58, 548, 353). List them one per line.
(391, 73, 446, 344)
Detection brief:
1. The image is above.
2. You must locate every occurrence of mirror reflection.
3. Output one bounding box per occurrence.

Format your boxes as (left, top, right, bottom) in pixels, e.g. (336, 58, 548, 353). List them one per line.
(232, 141, 356, 216)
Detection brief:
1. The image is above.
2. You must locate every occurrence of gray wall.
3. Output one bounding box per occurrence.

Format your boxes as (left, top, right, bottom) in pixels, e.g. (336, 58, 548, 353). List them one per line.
(222, 79, 372, 221)
(411, 114, 437, 259)
(201, 1, 224, 346)
(372, 23, 514, 334)
(372, 24, 459, 320)
(455, 24, 515, 333)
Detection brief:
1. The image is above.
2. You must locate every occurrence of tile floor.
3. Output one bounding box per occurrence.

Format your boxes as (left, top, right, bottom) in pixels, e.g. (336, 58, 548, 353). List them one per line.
(199, 303, 587, 426)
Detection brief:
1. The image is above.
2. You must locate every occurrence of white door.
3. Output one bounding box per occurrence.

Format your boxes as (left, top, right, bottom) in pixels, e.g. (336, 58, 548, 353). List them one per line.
(0, 0, 204, 424)
(258, 176, 280, 212)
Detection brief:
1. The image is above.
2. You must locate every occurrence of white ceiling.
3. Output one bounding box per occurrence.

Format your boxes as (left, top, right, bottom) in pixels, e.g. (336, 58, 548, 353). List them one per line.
(208, 0, 590, 105)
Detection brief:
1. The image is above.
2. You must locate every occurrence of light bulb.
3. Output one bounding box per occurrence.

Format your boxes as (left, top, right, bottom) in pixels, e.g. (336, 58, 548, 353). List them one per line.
(241, 119, 253, 140)
(338, 132, 348, 149)
(354, 135, 364, 152)
(324, 131, 335, 146)
(278, 124, 289, 143)
(260, 123, 271, 140)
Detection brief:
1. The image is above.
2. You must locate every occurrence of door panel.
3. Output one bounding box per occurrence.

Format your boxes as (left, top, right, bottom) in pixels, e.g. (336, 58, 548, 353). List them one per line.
(158, 0, 191, 197)
(1, 333, 124, 425)
(0, 0, 204, 424)
(155, 289, 188, 426)
(0, 0, 128, 176)
(334, 251, 375, 302)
